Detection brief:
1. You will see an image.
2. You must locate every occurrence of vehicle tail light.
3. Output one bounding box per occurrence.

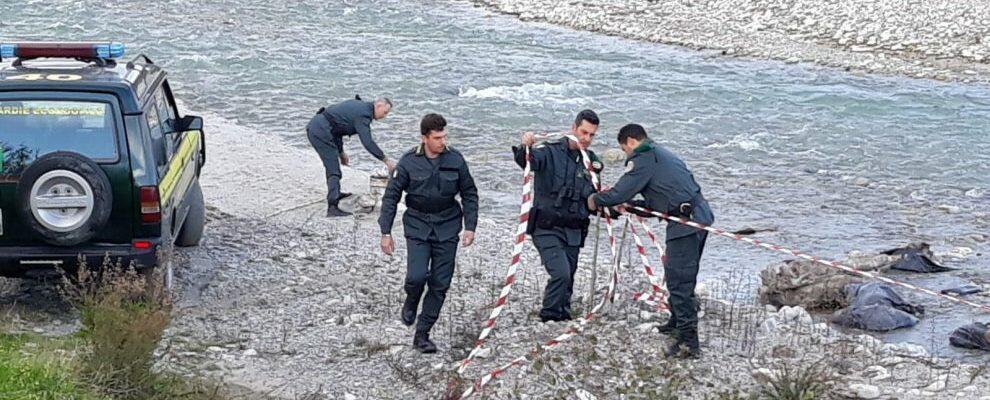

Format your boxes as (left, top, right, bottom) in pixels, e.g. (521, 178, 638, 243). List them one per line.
(139, 186, 161, 223)
(133, 240, 152, 250)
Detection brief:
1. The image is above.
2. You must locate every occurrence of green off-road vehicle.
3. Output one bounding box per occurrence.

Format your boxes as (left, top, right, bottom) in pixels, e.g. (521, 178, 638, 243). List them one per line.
(0, 42, 206, 277)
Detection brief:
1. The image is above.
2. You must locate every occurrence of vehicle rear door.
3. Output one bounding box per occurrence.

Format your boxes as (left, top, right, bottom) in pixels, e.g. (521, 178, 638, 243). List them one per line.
(0, 91, 133, 245)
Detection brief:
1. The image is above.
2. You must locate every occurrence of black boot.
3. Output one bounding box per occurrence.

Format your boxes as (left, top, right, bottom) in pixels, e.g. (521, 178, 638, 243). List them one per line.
(401, 296, 418, 327)
(413, 332, 437, 354)
(339, 192, 353, 201)
(665, 329, 701, 359)
(656, 322, 678, 337)
(326, 205, 352, 217)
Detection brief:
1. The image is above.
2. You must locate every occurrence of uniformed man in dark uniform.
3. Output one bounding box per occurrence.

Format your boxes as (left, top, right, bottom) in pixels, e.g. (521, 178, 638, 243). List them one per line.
(512, 110, 603, 323)
(378, 113, 479, 353)
(307, 96, 397, 217)
(587, 123, 714, 359)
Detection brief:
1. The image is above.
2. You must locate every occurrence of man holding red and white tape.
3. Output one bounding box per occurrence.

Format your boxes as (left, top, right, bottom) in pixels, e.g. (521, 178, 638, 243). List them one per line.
(587, 123, 714, 359)
(513, 110, 604, 323)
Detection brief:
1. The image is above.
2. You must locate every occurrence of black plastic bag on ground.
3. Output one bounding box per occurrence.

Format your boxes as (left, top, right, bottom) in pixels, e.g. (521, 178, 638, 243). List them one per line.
(881, 243, 953, 273)
(831, 283, 924, 331)
(949, 323, 990, 351)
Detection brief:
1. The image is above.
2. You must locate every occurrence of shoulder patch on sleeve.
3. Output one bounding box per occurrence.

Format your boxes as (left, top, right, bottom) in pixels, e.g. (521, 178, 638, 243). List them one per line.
(592, 161, 603, 170)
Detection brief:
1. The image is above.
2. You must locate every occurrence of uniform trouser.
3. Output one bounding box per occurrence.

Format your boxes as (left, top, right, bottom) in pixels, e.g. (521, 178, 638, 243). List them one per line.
(405, 237, 458, 335)
(664, 231, 708, 346)
(534, 235, 581, 321)
(306, 130, 342, 206)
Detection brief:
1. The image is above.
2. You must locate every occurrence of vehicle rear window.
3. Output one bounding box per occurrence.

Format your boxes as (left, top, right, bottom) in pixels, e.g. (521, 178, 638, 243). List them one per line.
(0, 100, 117, 171)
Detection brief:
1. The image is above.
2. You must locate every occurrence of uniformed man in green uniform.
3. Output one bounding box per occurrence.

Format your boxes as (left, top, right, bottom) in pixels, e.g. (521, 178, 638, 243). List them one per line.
(512, 110, 603, 322)
(307, 96, 396, 217)
(588, 123, 714, 359)
(378, 113, 479, 353)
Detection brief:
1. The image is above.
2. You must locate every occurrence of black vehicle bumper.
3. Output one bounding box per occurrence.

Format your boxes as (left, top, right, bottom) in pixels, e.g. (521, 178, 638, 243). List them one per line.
(0, 240, 160, 278)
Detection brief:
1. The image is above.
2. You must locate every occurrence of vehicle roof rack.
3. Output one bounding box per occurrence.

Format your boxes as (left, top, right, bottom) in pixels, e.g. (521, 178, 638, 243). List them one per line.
(126, 54, 156, 69)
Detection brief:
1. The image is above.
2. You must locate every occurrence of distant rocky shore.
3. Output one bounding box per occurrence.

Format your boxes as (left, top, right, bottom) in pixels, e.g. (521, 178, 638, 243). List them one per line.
(472, 0, 990, 84)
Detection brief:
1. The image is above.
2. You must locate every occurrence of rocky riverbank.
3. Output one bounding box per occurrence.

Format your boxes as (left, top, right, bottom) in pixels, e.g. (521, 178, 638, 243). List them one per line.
(471, 0, 990, 84)
(151, 113, 989, 399)
(2, 110, 988, 398)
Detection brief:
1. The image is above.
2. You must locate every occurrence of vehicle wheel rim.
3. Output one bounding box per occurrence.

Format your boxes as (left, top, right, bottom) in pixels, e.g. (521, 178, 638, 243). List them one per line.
(29, 170, 95, 233)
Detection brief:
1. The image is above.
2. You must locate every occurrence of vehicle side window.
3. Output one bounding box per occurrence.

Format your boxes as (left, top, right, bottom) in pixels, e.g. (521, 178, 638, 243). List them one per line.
(155, 87, 176, 135)
(144, 103, 168, 174)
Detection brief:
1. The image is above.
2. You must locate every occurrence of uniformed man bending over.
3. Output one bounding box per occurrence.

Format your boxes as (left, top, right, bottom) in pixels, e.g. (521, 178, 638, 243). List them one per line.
(378, 113, 478, 353)
(307, 96, 397, 217)
(512, 110, 603, 323)
(587, 123, 714, 359)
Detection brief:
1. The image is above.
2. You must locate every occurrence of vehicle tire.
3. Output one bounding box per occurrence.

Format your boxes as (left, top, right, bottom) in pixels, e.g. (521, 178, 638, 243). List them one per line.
(175, 181, 205, 247)
(15, 152, 113, 247)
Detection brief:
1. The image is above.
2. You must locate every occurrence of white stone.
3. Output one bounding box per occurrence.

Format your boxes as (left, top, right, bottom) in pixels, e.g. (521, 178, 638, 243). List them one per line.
(243, 349, 258, 357)
(924, 376, 947, 392)
(863, 365, 890, 380)
(475, 347, 493, 359)
(695, 282, 711, 298)
(636, 322, 659, 333)
(207, 346, 225, 353)
(345, 394, 357, 400)
(849, 383, 881, 399)
(937, 205, 961, 214)
(576, 389, 598, 400)
(752, 368, 776, 384)
(882, 342, 926, 357)
(880, 356, 906, 366)
(777, 306, 813, 326)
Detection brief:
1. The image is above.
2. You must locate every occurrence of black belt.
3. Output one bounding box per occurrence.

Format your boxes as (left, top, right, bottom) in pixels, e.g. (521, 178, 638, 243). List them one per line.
(406, 197, 457, 214)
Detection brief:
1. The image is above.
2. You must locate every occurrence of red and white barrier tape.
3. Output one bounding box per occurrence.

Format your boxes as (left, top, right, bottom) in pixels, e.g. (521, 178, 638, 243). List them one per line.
(629, 205, 990, 313)
(458, 135, 622, 398)
(628, 216, 668, 310)
(456, 146, 535, 375)
(458, 216, 626, 399)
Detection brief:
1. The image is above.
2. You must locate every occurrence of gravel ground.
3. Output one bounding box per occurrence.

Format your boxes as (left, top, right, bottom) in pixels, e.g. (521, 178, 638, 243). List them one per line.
(471, 0, 990, 84)
(2, 110, 988, 398)
(151, 112, 990, 399)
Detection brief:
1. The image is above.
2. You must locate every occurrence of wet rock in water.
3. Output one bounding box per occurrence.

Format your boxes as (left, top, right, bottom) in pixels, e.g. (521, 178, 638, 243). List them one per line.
(730, 224, 778, 235)
(831, 283, 923, 332)
(940, 284, 982, 296)
(880, 242, 952, 273)
(949, 322, 990, 351)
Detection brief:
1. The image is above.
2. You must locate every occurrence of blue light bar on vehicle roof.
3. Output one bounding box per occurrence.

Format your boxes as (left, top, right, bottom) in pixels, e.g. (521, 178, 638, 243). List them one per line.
(0, 42, 125, 59)
(96, 43, 125, 59)
(0, 44, 15, 59)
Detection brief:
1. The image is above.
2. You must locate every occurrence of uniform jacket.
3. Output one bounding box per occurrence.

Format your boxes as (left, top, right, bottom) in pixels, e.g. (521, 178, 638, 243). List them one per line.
(379, 144, 479, 242)
(593, 139, 714, 240)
